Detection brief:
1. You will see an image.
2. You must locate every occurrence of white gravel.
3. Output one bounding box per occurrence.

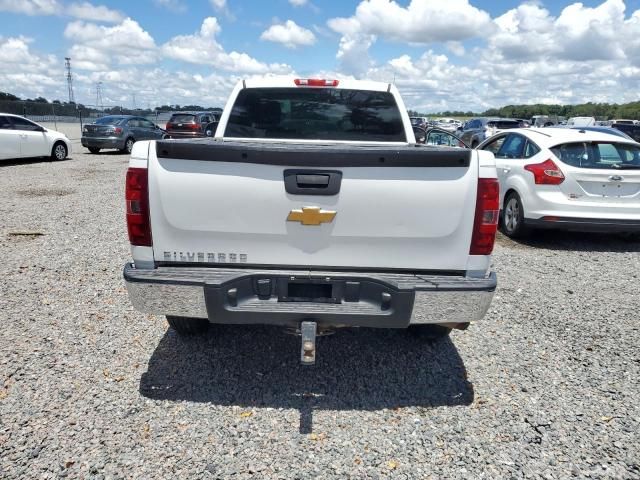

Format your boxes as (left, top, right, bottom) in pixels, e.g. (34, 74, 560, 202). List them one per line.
(0, 142, 639, 479)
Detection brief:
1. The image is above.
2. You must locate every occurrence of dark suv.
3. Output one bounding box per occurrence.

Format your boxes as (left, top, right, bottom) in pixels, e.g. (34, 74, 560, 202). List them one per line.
(165, 112, 218, 138)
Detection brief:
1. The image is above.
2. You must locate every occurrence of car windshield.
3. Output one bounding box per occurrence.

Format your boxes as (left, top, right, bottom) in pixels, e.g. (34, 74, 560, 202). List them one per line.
(95, 116, 125, 125)
(551, 142, 640, 169)
(225, 87, 406, 142)
(170, 114, 196, 123)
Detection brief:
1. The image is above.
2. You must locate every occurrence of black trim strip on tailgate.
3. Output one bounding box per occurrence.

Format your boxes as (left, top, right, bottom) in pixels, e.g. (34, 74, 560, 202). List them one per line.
(155, 139, 471, 168)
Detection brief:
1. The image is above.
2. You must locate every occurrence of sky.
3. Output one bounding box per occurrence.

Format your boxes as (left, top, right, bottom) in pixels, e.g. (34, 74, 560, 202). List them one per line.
(1, 0, 640, 112)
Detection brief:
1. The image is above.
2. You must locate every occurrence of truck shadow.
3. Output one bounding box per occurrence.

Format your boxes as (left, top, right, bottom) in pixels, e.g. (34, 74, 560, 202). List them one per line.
(139, 325, 473, 433)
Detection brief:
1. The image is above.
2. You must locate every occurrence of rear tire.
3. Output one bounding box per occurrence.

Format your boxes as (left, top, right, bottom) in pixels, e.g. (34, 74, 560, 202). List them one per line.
(51, 141, 68, 161)
(500, 191, 528, 238)
(121, 137, 135, 154)
(88, 147, 100, 154)
(409, 324, 452, 341)
(166, 316, 209, 335)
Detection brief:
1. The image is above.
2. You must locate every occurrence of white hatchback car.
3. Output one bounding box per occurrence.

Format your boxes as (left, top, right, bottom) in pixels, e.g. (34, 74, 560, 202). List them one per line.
(478, 128, 640, 238)
(0, 114, 71, 161)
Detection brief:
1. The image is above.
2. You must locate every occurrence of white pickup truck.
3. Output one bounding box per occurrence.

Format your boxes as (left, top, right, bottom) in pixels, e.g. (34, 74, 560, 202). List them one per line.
(123, 77, 499, 364)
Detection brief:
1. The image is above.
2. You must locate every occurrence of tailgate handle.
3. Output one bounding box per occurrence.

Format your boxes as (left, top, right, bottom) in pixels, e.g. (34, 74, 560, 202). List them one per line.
(284, 170, 342, 196)
(296, 174, 330, 188)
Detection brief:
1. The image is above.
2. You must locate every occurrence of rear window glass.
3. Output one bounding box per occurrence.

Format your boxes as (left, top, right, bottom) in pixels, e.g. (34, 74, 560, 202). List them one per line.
(95, 116, 125, 125)
(224, 87, 406, 142)
(551, 142, 640, 169)
(170, 114, 196, 123)
(487, 121, 520, 129)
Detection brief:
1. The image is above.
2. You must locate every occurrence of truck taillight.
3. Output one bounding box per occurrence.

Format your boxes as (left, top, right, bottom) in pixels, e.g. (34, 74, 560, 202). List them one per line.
(524, 159, 565, 185)
(469, 178, 499, 255)
(165, 122, 170, 130)
(126, 168, 152, 247)
(294, 78, 339, 87)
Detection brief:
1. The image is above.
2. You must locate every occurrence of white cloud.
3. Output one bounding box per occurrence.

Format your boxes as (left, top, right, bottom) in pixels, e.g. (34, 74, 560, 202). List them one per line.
(209, 0, 233, 19)
(328, 0, 492, 44)
(260, 20, 316, 49)
(66, 2, 124, 23)
(209, 0, 226, 10)
(64, 18, 158, 69)
(0, 36, 64, 100)
(0, 0, 59, 16)
(328, 0, 492, 76)
(289, 0, 307, 6)
(162, 17, 292, 73)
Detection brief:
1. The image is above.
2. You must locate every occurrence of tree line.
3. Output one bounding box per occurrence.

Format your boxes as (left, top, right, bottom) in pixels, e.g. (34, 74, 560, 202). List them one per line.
(412, 100, 640, 121)
(0, 92, 221, 117)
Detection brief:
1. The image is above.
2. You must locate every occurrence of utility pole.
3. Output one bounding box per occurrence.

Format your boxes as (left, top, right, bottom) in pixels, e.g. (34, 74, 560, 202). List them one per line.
(95, 82, 103, 111)
(132, 93, 136, 110)
(65, 57, 75, 104)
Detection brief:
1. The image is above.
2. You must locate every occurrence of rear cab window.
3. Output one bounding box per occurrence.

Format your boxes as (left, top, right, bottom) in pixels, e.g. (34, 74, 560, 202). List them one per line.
(170, 114, 196, 123)
(550, 142, 640, 169)
(224, 87, 406, 142)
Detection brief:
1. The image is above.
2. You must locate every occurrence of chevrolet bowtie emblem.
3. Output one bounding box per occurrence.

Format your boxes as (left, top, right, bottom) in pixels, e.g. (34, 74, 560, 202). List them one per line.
(287, 206, 336, 226)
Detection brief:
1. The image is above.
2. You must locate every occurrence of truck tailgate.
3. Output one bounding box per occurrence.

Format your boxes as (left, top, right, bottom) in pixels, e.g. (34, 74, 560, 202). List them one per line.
(148, 140, 478, 271)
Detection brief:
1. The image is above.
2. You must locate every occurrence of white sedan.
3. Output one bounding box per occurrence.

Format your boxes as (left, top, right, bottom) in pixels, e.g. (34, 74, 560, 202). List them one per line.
(477, 128, 640, 237)
(0, 114, 71, 161)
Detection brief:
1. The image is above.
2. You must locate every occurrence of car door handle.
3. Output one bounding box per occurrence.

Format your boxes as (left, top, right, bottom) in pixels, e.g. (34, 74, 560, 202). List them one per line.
(502, 167, 511, 173)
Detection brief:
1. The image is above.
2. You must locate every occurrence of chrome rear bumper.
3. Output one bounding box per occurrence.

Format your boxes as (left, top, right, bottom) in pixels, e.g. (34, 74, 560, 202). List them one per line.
(123, 264, 496, 328)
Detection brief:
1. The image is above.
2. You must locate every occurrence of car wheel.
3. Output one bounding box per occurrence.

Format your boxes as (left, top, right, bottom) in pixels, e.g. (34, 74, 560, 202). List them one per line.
(51, 141, 68, 161)
(166, 316, 210, 335)
(88, 147, 100, 154)
(409, 324, 452, 341)
(121, 137, 135, 154)
(501, 192, 528, 238)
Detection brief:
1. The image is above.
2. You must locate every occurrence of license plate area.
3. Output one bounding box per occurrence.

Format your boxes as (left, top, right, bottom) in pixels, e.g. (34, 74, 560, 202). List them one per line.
(279, 279, 341, 304)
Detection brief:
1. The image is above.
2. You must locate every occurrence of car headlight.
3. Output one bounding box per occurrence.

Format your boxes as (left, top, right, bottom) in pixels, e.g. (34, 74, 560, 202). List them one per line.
(82, 127, 88, 133)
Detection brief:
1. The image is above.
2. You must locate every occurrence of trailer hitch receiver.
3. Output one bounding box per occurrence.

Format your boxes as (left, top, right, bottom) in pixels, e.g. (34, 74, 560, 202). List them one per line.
(300, 321, 317, 365)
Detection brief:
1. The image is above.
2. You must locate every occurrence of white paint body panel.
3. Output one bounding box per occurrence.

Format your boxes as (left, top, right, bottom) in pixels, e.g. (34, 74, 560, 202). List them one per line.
(147, 151, 480, 270)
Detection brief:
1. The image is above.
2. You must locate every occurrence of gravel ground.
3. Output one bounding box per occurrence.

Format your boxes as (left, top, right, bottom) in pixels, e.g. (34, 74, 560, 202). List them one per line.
(0, 138, 639, 479)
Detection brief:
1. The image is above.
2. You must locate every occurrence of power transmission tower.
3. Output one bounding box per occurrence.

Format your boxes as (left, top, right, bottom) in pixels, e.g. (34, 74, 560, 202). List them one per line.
(95, 82, 104, 111)
(65, 57, 75, 104)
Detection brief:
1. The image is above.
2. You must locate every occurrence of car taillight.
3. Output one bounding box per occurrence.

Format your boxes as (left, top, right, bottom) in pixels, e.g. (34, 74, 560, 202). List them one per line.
(470, 178, 499, 255)
(524, 159, 565, 185)
(188, 123, 200, 130)
(125, 168, 152, 247)
(113, 127, 123, 135)
(165, 122, 171, 130)
(294, 78, 339, 87)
